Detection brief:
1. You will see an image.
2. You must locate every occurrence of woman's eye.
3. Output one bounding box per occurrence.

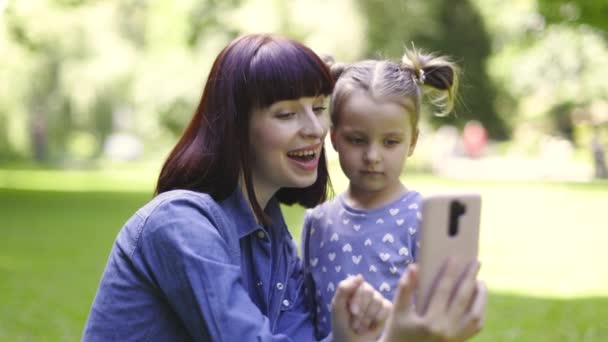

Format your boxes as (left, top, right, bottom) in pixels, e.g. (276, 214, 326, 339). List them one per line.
(313, 106, 327, 114)
(276, 112, 296, 120)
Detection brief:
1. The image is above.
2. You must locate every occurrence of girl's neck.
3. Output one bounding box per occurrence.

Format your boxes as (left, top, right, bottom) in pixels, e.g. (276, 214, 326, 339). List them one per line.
(344, 182, 408, 210)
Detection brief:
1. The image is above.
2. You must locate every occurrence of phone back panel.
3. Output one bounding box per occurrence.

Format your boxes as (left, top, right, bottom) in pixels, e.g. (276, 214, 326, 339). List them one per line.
(415, 193, 481, 313)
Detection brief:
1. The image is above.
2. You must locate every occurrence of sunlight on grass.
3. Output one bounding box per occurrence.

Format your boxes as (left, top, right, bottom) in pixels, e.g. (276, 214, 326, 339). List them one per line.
(0, 255, 24, 272)
(475, 186, 607, 298)
(0, 189, 150, 341)
(0, 164, 158, 193)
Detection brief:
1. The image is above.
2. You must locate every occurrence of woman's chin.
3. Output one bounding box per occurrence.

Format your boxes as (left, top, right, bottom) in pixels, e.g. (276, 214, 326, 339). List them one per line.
(287, 172, 318, 189)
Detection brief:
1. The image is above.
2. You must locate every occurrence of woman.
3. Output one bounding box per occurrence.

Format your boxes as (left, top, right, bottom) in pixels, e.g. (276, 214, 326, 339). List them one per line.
(83, 33, 485, 342)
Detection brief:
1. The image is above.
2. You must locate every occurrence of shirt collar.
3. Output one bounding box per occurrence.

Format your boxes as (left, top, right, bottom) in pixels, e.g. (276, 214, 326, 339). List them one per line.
(220, 188, 291, 240)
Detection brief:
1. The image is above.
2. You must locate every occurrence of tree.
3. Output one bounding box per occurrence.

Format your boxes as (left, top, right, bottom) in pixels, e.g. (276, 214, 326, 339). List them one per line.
(0, 0, 243, 162)
(539, 0, 608, 36)
(357, 0, 509, 139)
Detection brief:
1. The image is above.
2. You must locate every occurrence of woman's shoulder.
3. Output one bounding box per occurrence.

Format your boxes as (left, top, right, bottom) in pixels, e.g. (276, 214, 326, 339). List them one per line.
(123, 189, 221, 234)
(109, 190, 217, 260)
(137, 190, 239, 236)
(137, 189, 215, 217)
(129, 190, 241, 261)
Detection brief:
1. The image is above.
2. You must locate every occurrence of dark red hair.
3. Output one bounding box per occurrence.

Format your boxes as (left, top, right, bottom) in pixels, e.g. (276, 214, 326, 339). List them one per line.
(156, 34, 334, 224)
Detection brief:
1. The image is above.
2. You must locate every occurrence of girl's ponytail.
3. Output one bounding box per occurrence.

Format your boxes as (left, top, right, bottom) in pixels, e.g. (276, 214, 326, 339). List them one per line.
(401, 48, 459, 116)
(321, 54, 348, 81)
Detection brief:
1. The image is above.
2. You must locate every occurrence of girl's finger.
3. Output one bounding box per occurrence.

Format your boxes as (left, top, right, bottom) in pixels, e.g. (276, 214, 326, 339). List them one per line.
(349, 279, 375, 331)
(375, 296, 393, 326)
(358, 290, 386, 329)
(392, 264, 417, 313)
(349, 277, 373, 315)
(332, 275, 364, 314)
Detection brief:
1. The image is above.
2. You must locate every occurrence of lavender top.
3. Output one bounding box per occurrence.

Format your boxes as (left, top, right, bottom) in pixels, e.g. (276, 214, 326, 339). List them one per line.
(301, 191, 422, 336)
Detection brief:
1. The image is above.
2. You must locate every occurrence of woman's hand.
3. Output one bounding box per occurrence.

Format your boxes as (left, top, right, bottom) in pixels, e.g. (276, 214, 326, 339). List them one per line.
(331, 275, 392, 342)
(381, 262, 486, 342)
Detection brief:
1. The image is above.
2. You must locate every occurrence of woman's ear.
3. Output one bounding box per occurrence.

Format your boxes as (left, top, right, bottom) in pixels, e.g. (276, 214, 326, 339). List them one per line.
(408, 128, 419, 156)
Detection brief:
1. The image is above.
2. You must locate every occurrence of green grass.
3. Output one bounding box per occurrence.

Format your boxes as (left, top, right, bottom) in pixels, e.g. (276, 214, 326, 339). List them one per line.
(0, 189, 150, 341)
(0, 167, 607, 341)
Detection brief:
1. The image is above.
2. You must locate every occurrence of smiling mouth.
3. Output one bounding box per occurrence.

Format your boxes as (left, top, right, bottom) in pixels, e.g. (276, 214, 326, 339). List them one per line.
(287, 143, 321, 163)
(287, 149, 317, 162)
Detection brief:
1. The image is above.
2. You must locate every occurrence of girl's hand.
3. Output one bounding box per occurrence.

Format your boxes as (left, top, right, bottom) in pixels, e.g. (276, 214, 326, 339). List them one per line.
(381, 262, 486, 342)
(331, 275, 392, 342)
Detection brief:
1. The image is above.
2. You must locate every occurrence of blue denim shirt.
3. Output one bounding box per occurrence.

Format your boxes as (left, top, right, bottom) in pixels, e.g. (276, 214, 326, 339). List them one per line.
(83, 189, 332, 341)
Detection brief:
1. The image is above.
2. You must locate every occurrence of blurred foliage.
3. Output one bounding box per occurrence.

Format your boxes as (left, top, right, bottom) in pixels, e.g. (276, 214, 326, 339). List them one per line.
(478, 0, 608, 149)
(358, 0, 509, 139)
(0, 0, 607, 164)
(1, 0, 240, 163)
(539, 0, 608, 34)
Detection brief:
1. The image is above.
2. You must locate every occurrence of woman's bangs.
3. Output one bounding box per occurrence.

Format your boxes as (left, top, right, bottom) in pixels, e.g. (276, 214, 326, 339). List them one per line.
(247, 42, 333, 109)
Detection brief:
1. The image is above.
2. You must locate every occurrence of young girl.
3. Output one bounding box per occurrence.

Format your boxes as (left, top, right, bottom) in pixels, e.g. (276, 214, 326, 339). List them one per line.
(302, 49, 459, 336)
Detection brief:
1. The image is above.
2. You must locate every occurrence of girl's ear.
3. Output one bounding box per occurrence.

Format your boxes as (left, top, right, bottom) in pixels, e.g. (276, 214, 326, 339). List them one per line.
(330, 128, 338, 151)
(408, 128, 419, 156)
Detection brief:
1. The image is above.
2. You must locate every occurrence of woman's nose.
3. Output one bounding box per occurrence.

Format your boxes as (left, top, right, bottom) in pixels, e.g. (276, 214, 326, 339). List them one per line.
(301, 110, 327, 139)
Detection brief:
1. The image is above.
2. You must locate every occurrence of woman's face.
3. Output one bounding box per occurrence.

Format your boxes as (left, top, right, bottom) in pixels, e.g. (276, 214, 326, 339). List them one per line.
(248, 96, 330, 198)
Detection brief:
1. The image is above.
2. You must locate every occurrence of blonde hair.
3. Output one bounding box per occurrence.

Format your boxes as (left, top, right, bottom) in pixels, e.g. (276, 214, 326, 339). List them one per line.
(324, 47, 459, 129)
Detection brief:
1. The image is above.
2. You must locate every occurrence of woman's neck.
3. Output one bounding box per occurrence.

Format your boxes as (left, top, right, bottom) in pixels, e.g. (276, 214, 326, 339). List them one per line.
(238, 176, 275, 219)
(344, 182, 408, 210)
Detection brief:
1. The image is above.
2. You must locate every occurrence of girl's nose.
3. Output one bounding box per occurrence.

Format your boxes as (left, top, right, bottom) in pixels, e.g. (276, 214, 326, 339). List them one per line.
(364, 144, 381, 164)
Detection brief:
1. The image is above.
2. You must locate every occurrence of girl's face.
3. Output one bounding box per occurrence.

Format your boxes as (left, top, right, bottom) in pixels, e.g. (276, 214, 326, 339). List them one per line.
(331, 91, 418, 199)
(249, 96, 329, 200)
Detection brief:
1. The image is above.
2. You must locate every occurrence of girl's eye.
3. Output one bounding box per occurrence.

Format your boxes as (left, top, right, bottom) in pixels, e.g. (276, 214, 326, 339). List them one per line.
(385, 139, 401, 146)
(313, 106, 327, 114)
(276, 112, 296, 120)
(347, 137, 366, 145)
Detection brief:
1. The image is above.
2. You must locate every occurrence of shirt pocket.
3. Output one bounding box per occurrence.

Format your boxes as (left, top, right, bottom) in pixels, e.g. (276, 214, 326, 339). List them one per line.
(279, 259, 305, 312)
(273, 261, 318, 340)
(278, 239, 306, 313)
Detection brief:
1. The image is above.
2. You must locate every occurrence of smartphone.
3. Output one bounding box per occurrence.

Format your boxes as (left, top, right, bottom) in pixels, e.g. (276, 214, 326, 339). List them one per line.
(415, 193, 481, 314)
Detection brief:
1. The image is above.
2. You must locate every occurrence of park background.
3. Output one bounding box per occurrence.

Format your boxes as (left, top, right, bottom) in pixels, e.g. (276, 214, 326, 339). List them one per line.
(1, 0, 607, 341)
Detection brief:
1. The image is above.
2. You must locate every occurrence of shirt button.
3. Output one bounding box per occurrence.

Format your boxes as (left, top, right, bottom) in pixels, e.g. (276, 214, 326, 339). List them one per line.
(276, 282, 284, 290)
(257, 281, 263, 287)
(257, 231, 265, 239)
(282, 299, 290, 307)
